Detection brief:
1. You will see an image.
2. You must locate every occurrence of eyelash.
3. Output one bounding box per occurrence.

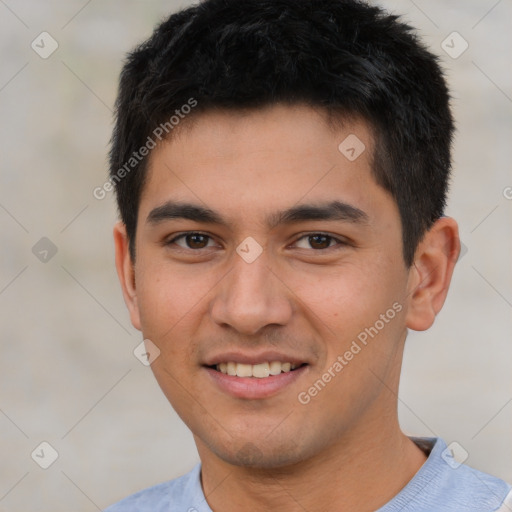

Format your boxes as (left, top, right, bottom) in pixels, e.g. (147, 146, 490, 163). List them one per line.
(165, 231, 349, 252)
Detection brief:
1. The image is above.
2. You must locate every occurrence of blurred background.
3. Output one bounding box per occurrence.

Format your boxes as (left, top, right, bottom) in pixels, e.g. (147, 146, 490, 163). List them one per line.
(0, 0, 511, 510)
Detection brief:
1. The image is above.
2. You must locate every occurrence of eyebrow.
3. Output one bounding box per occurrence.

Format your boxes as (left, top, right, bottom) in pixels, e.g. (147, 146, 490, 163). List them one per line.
(146, 200, 369, 229)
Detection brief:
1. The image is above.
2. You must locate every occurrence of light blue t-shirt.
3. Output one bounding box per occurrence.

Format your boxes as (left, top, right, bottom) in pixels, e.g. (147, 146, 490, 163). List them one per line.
(105, 437, 512, 511)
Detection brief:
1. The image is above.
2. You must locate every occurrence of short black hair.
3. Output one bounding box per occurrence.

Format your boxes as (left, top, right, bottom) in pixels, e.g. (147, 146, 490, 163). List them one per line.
(109, 0, 454, 266)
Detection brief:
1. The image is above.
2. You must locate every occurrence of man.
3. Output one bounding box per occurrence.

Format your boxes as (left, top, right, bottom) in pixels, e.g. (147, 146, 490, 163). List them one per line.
(105, 0, 512, 510)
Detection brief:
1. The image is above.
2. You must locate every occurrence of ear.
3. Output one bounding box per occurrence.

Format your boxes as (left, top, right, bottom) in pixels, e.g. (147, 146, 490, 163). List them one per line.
(113, 221, 141, 331)
(405, 216, 460, 331)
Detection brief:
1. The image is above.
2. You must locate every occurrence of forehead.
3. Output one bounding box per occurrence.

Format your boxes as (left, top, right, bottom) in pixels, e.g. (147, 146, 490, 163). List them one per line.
(139, 104, 394, 228)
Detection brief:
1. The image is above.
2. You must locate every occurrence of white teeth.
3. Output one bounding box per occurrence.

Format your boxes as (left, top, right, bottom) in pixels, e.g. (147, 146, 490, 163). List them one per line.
(227, 361, 237, 376)
(269, 361, 282, 375)
(252, 362, 270, 378)
(215, 361, 301, 378)
(236, 363, 252, 377)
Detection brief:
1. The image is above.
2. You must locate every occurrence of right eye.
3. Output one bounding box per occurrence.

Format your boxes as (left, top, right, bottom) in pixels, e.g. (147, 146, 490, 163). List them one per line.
(165, 232, 218, 250)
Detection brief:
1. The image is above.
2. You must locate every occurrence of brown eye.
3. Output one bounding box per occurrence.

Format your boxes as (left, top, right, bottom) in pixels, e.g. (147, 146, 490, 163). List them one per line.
(294, 233, 341, 250)
(308, 234, 332, 249)
(167, 232, 215, 250)
(185, 233, 209, 249)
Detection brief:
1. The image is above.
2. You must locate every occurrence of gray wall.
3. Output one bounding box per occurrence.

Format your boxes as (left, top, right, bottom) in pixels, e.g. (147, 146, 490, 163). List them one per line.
(1, 1, 510, 510)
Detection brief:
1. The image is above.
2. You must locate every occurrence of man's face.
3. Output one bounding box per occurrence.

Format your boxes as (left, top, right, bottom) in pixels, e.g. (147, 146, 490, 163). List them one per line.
(128, 105, 415, 467)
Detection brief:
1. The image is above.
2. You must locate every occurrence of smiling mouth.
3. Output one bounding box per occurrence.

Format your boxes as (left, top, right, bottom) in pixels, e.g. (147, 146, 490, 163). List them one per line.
(209, 361, 307, 378)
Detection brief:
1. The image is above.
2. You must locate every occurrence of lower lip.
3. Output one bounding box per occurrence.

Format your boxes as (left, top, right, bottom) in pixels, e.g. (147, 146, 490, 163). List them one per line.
(204, 365, 309, 400)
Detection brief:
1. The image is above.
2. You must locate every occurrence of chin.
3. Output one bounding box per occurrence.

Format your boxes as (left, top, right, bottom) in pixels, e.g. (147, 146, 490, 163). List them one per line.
(226, 445, 299, 469)
(207, 435, 309, 469)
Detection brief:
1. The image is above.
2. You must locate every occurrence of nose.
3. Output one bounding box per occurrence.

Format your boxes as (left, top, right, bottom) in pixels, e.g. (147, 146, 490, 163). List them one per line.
(210, 250, 293, 336)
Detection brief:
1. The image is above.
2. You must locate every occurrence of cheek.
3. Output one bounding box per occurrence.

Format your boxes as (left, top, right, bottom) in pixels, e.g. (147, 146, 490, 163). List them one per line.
(285, 258, 403, 328)
(135, 262, 207, 347)
(284, 259, 408, 384)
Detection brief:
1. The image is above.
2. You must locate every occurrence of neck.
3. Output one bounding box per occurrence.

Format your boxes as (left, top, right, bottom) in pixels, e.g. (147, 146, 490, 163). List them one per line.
(197, 412, 428, 512)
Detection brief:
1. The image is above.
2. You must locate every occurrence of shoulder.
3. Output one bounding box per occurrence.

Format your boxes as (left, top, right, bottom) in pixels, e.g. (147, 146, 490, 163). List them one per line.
(380, 437, 512, 512)
(438, 460, 512, 511)
(104, 464, 207, 512)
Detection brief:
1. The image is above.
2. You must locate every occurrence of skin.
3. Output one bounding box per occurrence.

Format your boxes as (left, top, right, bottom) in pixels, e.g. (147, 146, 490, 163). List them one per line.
(114, 104, 460, 511)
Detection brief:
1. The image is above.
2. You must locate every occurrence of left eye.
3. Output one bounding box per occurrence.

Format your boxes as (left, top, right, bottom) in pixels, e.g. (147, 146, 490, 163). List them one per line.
(293, 234, 344, 250)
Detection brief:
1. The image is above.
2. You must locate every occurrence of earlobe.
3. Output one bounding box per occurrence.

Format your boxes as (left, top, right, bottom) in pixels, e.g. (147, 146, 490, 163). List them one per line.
(113, 221, 142, 331)
(405, 217, 460, 331)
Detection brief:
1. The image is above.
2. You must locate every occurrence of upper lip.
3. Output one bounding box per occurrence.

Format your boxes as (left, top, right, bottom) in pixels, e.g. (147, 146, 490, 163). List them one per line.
(203, 350, 309, 366)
